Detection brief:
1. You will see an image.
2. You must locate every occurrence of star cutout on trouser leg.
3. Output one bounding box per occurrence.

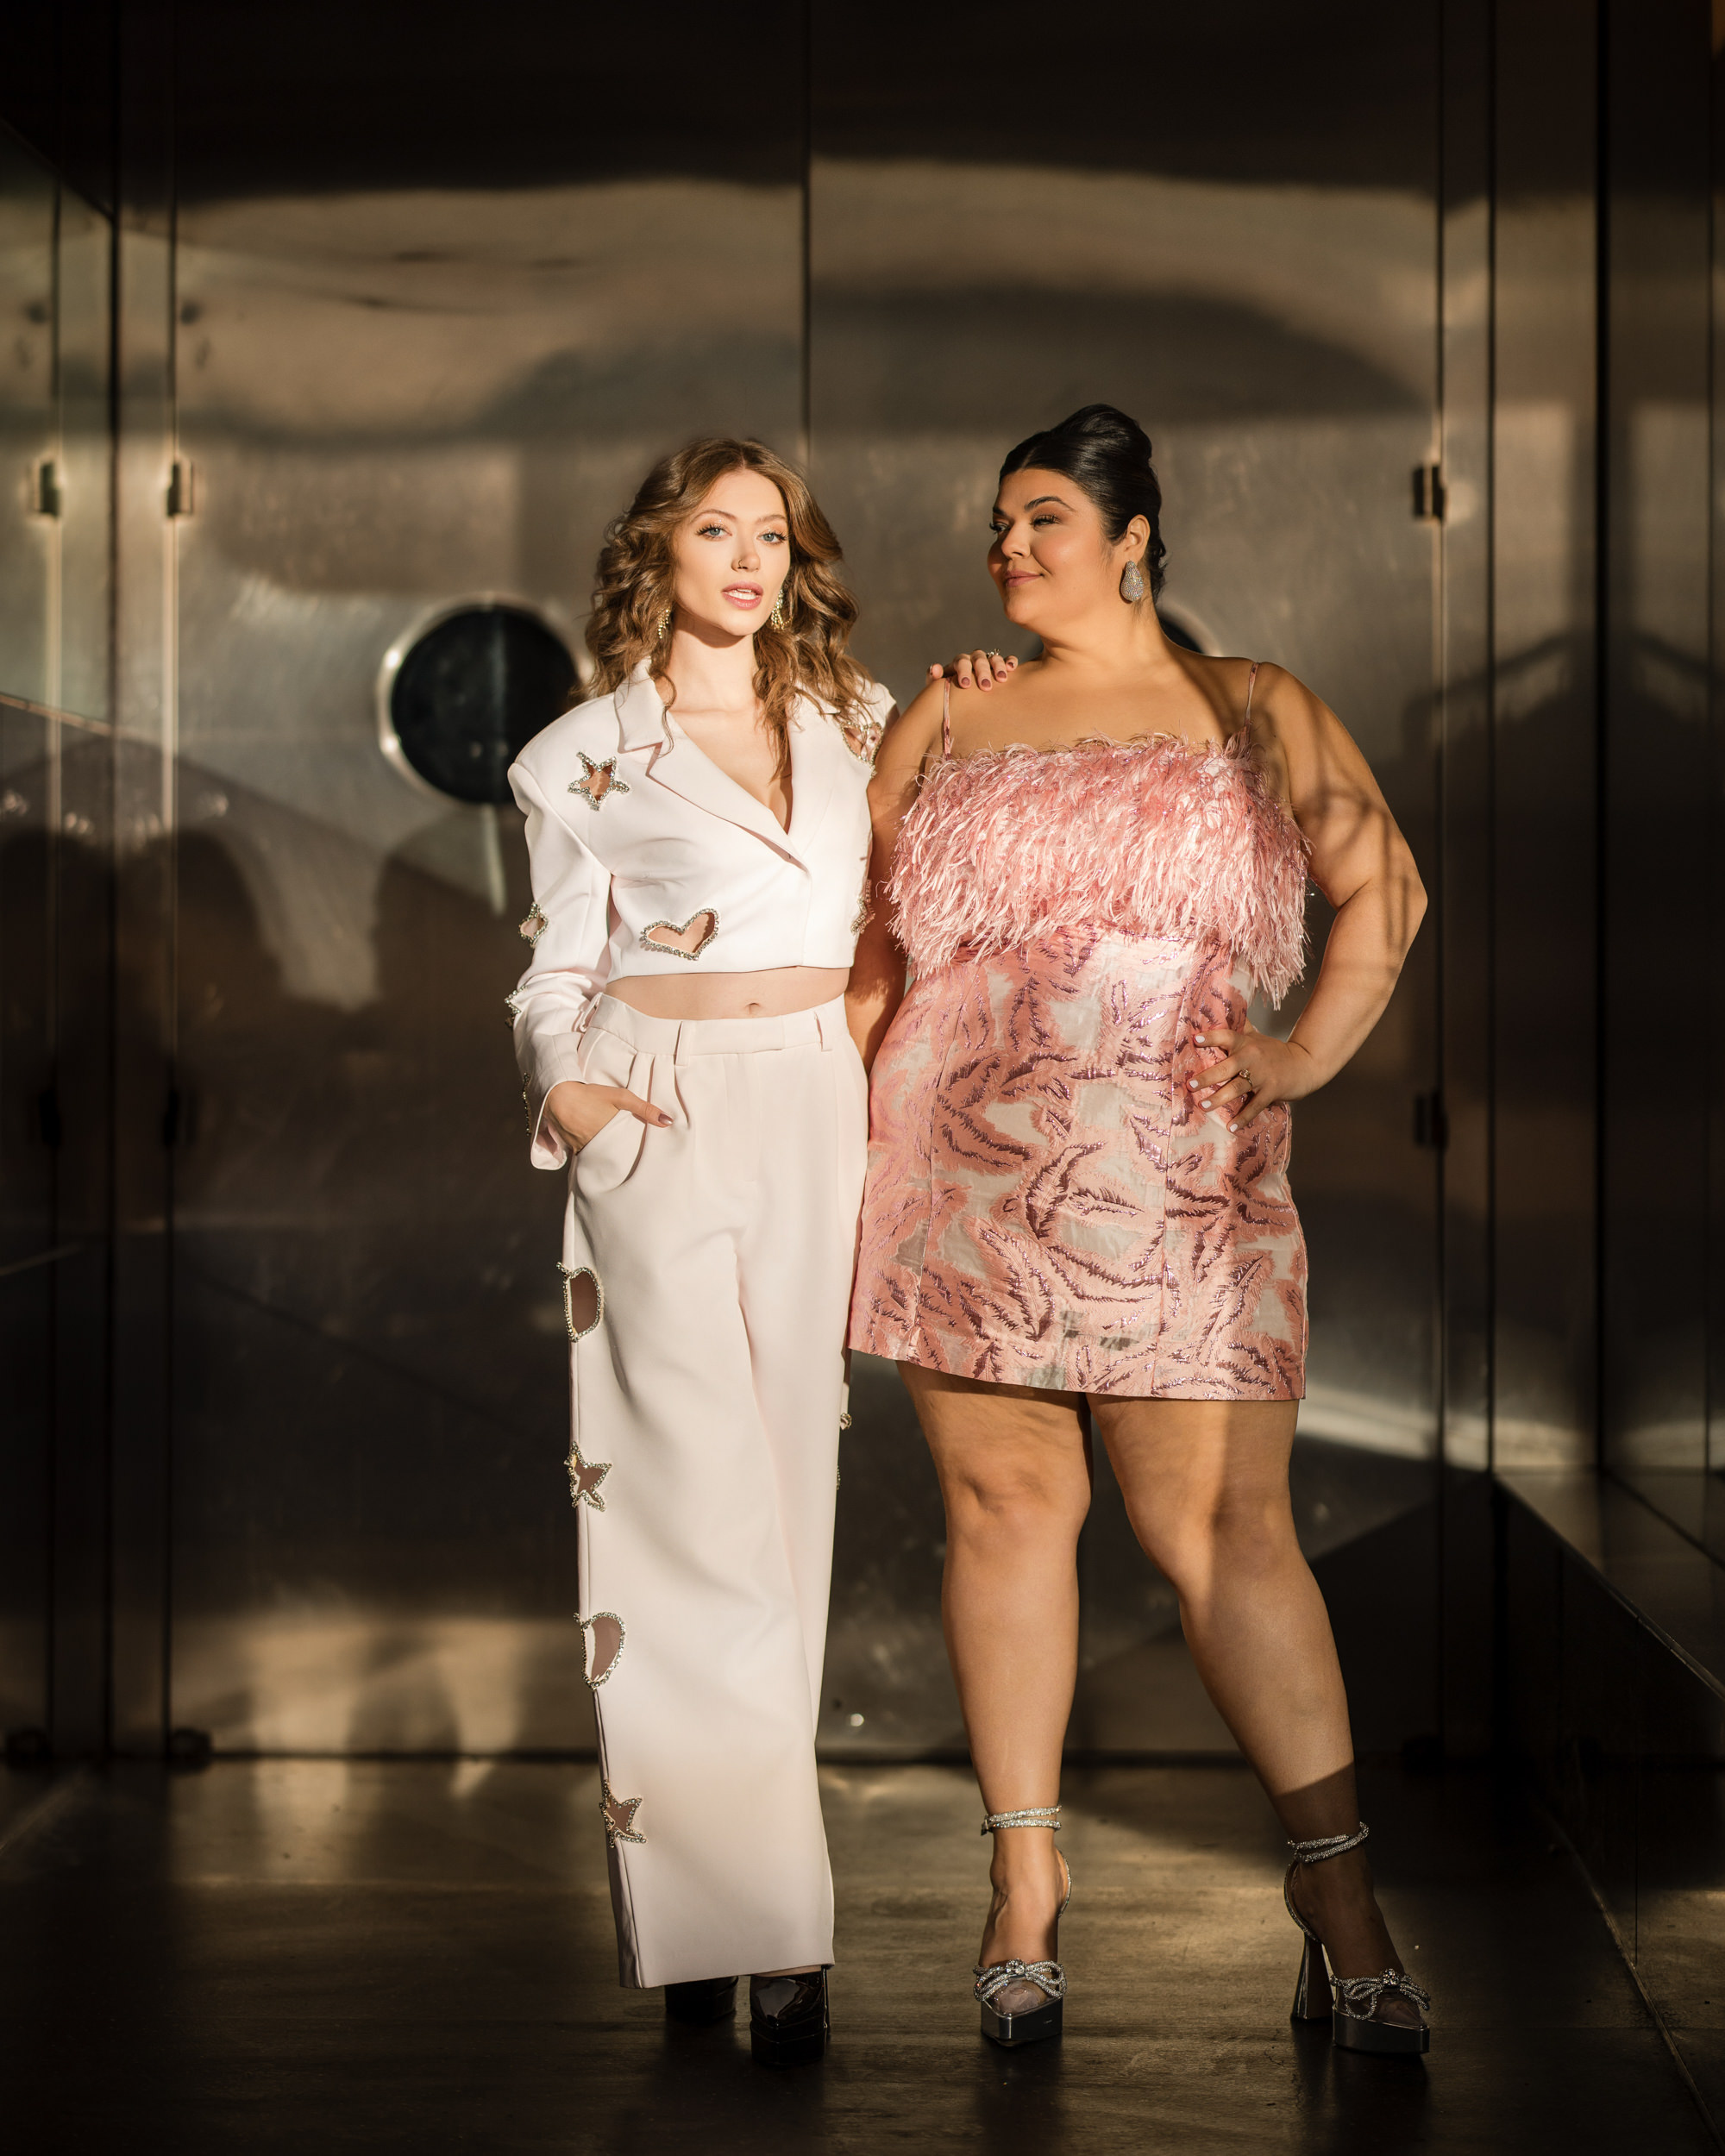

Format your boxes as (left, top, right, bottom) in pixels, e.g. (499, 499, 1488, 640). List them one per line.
(568, 1440, 611, 1512)
(568, 753, 630, 809)
(600, 1780, 644, 1846)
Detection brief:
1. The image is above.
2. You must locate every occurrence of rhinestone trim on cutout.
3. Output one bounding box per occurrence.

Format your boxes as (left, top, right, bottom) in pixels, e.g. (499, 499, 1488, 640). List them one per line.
(640, 909, 718, 962)
(558, 1262, 604, 1342)
(568, 1439, 611, 1511)
(568, 752, 630, 810)
(600, 1779, 644, 1846)
(578, 1611, 626, 1690)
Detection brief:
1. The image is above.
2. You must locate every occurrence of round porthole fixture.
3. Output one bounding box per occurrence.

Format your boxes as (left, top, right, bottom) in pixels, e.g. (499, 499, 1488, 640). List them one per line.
(377, 598, 580, 806)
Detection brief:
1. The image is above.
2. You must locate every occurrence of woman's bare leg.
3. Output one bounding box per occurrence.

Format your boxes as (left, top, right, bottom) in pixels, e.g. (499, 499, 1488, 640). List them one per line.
(1093, 1395, 1418, 2022)
(900, 1365, 1091, 1969)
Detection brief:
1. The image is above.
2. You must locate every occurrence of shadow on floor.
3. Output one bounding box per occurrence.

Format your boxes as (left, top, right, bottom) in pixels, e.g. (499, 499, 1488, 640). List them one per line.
(0, 1757, 1710, 2153)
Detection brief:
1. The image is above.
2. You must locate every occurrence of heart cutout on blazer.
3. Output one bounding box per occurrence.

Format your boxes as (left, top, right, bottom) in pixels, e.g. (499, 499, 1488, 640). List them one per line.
(642, 909, 718, 962)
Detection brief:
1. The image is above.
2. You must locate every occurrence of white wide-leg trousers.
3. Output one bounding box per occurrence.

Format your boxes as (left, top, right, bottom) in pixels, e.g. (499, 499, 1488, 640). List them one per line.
(561, 993, 867, 1989)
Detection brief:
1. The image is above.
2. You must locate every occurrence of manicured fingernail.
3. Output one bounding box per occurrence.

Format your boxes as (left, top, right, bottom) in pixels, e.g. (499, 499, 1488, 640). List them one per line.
(1228, 1121, 1238, 1131)
(1194, 1034, 1206, 1044)
(1187, 1080, 1197, 1090)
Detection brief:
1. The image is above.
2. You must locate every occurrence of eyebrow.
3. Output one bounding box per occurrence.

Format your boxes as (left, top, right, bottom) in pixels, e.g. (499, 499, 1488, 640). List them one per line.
(992, 493, 1073, 517)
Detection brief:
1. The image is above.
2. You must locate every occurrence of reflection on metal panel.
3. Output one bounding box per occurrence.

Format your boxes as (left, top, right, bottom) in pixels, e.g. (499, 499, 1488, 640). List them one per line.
(0, 132, 55, 711)
(812, 5, 1442, 1752)
(166, 51, 805, 1748)
(1490, 9, 1599, 1470)
(0, 117, 116, 1753)
(1600, 9, 1711, 1476)
(1437, 0, 1496, 1758)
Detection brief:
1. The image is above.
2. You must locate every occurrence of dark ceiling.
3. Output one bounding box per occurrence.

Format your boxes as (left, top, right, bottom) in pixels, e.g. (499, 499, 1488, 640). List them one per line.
(4, 0, 1440, 211)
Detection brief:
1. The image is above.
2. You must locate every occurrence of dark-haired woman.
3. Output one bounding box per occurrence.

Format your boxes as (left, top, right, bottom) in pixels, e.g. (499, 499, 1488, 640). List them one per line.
(508, 439, 894, 2064)
(849, 405, 1432, 2054)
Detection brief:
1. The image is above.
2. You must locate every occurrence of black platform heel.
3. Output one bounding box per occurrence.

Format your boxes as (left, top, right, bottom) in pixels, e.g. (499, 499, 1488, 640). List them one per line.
(665, 1976, 737, 2025)
(750, 1969, 830, 2066)
(1284, 1823, 1431, 2056)
(974, 1806, 1072, 2047)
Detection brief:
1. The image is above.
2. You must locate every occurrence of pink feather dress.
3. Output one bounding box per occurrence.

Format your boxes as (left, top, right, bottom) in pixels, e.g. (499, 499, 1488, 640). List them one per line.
(847, 668, 1311, 1398)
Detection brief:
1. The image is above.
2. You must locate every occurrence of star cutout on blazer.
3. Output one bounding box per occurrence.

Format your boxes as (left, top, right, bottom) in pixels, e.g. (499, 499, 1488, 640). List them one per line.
(600, 1779, 645, 1846)
(568, 753, 630, 810)
(568, 1440, 611, 1511)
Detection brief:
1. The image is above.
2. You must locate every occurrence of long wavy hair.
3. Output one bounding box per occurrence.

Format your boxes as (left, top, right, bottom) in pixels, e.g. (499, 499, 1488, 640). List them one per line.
(585, 436, 873, 770)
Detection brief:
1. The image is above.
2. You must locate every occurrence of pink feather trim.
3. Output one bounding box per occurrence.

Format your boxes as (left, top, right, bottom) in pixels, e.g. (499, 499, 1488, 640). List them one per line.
(889, 734, 1310, 1006)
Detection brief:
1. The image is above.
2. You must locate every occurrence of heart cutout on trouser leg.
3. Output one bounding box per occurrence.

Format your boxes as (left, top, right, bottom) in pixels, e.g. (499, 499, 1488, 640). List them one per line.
(580, 1611, 625, 1689)
(642, 909, 718, 961)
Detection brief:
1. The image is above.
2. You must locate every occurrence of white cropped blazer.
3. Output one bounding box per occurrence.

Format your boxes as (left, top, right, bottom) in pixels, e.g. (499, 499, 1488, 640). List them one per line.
(508, 660, 895, 1168)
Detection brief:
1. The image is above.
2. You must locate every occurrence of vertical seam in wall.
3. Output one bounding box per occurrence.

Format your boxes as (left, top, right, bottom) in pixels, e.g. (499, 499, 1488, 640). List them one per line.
(1485, 0, 1498, 1484)
(162, 0, 181, 1750)
(101, 0, 123, 1757)
(44, 168, 65, 1746)
(1708, 3, 1719, 1481)
(798, 0, 812, 468)
(1713, 0, 1721, 1479)
(1593, 0, 1610, 1476)
(1433, 0, 1448, 1745)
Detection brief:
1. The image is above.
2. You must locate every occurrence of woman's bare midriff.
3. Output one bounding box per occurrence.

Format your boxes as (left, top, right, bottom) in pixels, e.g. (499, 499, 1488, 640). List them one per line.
(605, 966, 849, 1022)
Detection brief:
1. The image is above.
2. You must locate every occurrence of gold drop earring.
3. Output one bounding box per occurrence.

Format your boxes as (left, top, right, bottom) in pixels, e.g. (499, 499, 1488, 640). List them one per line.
(770, 588, 787, 629)
(656, 605, 672, 640)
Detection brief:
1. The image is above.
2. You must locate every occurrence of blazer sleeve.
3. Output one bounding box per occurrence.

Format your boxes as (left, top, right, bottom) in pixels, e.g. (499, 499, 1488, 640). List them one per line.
(508, 761, 612, 1170)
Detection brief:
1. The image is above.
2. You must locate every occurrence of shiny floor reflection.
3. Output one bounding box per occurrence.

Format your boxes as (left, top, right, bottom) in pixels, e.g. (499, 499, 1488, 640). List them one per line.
(0, 1759, 1709, 2153)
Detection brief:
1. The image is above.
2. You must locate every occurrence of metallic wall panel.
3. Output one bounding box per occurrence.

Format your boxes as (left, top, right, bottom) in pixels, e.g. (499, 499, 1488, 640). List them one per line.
(162, 10, 806, 1752)
(0, 130, 56, 711)
(109, 7, 178, 1753)
(0, 119, 116, 1752)
(811, 0, 1445, 1752)
(1438, 0, 1497, 1757)
(1600, 2, 1712, 1475)
(0, 699, 54, 1745)
(1489, 0, 1600, 1470)
(0, 131, 61, 1745)
(1713, 30, 1725, 1481)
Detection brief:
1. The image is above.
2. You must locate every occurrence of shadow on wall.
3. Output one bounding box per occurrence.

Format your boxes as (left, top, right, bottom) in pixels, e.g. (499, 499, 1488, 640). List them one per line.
(127, 799, 583, 1752)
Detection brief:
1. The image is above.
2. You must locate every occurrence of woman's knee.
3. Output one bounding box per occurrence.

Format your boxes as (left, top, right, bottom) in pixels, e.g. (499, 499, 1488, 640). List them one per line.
(1138, 1489, 1298, 1596)
(942, 1458, 1090, 1548)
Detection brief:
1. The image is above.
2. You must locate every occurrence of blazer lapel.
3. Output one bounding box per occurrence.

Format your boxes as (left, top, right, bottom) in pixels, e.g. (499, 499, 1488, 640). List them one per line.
(615, 665, 804, 861)
(787, 696, 842, 853)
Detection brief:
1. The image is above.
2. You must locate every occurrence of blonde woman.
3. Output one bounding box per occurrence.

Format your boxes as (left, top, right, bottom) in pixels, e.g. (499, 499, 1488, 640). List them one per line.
(508, 438, 894, 2065)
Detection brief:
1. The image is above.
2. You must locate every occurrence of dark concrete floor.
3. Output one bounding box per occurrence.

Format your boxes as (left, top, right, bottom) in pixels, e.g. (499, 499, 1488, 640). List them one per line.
(0, 1758, 1712, 2153)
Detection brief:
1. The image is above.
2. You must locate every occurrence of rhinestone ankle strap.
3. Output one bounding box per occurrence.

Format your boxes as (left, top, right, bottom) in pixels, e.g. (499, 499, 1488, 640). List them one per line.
(1288, 1821, 1370, 1864)
(981, 1806, 1061, 1834)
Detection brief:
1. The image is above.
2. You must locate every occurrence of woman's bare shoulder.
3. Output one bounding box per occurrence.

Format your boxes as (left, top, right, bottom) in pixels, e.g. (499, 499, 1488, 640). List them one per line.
(869, 675, 947, 790)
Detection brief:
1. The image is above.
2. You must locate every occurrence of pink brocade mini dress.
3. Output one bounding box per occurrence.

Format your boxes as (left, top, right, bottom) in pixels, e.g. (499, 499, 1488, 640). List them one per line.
(847, 677, 1312, 1399)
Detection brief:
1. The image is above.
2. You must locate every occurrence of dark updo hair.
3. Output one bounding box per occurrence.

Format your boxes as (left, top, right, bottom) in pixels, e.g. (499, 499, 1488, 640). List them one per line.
(998, 403, 1168, 599)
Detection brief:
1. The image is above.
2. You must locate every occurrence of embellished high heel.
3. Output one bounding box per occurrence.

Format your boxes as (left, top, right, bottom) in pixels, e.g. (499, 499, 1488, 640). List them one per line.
(973, 1806, 1071, 2047)
(1284, 1823, 1431, 2056)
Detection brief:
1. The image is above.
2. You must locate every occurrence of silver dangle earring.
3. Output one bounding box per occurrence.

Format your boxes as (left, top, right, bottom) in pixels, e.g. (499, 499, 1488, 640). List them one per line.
(1120, 559, 1146, 604)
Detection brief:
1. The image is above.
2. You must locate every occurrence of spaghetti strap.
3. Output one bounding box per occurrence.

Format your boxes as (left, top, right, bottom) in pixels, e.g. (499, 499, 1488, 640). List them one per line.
(941, 679, 953, 758)
(1243, 661, 1260, 725)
